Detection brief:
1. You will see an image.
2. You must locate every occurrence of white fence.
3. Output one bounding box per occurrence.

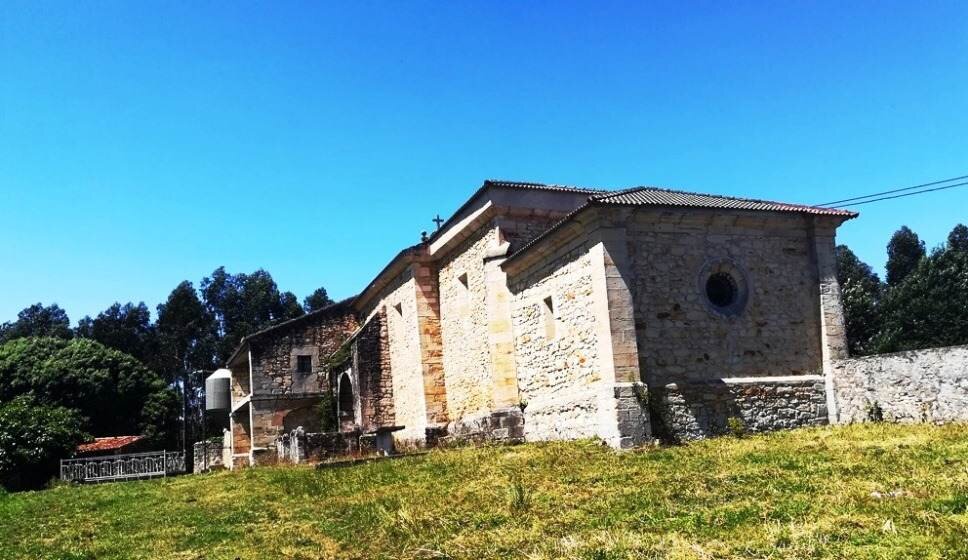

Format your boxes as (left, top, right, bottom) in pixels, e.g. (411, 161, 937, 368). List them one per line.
(60, 451, 185, 483)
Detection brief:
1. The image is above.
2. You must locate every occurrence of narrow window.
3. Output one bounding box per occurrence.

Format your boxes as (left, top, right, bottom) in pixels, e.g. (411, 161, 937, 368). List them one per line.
(393, 302, 403, 316)
(457, 272, 469, 290)
(542, 296, 556, 339)
(295, 355, 313, 375)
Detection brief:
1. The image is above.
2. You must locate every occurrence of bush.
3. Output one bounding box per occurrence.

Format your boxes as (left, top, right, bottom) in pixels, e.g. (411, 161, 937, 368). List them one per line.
(0, 337, 179, 447)
(0, 396, 89, 490)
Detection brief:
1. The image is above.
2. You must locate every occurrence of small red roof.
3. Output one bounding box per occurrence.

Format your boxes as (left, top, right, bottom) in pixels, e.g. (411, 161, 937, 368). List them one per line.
(77, 435, 144, 453)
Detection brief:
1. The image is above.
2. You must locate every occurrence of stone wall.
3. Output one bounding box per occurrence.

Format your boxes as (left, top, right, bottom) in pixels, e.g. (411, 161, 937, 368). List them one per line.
(444, 407, 525, 444)
(439, 224, 497, 420)
(193, 439, 228, 473)
(250, 396, 322, 452)
(380, 270, 431, 444)
(650, 376, 828, 442)
(352, 308, 395, 431)
(249, 308, 359, 396)
(628, 210, 825, 386)
(509, 241, 606, 441)
(832, 345, 968, 423)
(275, 429, 371, 463)
(501, 215, 564, 254)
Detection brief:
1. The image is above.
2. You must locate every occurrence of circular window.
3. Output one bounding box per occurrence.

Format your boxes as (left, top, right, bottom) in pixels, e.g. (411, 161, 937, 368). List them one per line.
(698, 259, 749, 317)
(705, 272, 738, 309)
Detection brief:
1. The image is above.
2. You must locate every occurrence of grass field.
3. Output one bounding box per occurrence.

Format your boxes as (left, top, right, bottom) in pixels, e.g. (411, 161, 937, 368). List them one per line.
(1, 423, 966, 559)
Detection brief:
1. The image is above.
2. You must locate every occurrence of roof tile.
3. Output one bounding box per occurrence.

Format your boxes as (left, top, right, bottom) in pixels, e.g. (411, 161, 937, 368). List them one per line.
(591, 187, 858, 217)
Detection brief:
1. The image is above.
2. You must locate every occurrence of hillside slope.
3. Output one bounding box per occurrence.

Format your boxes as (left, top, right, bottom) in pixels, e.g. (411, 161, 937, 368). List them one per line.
(1, 424, 966, 559)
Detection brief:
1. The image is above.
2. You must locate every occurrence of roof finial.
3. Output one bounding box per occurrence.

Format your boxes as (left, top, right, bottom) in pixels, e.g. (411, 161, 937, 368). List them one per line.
(432, 214, 444, 230)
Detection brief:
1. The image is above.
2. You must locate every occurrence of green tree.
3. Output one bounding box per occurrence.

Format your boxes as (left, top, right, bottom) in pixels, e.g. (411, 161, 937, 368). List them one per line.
(76, 302, 159, 367)
(873, 248, 968, 353)
(0, 303, 72, 344)
(156, 281, 217, 453)
(0, 337, 179, 446)
(0, 396, 89, 490)
(835, 245, 882, 356)
(947, 223, 968, 253)
(200, 267, 304, 361)
(303, 287, 334, 312)
(885, 226, 926, 286)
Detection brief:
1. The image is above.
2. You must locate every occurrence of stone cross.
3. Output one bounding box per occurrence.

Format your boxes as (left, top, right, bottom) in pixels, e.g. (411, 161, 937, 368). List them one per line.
(433, 214, 444, 230)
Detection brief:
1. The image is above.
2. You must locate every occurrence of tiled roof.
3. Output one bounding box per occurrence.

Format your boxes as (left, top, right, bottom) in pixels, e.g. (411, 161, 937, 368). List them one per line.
(482, 180, 608, 195)
(77, 435, 143, 454)
(591, 187, 858, 217)
(504, 185, 857, 266)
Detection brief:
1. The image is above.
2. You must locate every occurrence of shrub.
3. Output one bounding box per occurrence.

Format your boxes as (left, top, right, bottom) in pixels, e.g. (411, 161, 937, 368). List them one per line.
(0, 337, 178, 447)
(726, 416, 747, 438)
(0, 396, 89, 490)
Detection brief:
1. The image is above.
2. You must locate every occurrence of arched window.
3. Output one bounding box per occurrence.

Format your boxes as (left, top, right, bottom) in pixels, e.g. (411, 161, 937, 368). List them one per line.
(337, 373, 355, 421)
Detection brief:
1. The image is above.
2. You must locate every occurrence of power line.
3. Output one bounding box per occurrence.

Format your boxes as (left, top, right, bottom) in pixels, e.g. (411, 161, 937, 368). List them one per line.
(816, 174, 968, 207)
(828, 180, 968, 208)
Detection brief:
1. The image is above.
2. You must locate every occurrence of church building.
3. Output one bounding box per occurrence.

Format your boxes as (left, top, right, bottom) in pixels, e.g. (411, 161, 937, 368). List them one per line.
(215, 180, 856, 466)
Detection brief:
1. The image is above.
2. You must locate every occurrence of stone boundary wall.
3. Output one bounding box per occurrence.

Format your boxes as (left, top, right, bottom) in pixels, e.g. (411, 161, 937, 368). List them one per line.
(274, 429, 373, 464)
(192, 440, 228, 473)
(832, 345, 968, 424)
(650, 375, 828, 442)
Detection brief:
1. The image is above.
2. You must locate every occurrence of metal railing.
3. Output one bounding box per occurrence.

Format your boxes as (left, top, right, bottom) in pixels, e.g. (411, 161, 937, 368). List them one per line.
(60, 450, 186, 483)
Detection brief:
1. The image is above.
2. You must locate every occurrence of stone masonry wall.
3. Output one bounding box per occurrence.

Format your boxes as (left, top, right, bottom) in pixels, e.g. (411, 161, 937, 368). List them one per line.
(249, 309, 359, 396)
(509, 241, 605, 441)
(832, 345, 968, 423)
(380, 269, 430, 444)
(250, 396, 322, 454)
(353, 308, 395, 431)
(650, 376, 828, 442)
(502, 215, 564, 254)
(439, 225, 497, 420)
(628, 210, 824, 386)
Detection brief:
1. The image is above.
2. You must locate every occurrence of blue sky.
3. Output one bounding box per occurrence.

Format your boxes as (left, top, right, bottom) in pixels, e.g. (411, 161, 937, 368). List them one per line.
(2, 1, 967, 323)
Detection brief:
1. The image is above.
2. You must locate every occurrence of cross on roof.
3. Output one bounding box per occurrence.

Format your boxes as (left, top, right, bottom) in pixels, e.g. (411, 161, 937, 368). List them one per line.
(432, 214, 444, 230)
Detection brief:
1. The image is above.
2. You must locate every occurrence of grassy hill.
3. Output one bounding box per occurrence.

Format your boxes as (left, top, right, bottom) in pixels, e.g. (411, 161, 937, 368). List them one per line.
(1, 423, 966, 559)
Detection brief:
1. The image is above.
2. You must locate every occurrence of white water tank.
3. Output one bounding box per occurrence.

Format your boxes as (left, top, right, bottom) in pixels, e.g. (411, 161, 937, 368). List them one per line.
(205, 369, 232, 411)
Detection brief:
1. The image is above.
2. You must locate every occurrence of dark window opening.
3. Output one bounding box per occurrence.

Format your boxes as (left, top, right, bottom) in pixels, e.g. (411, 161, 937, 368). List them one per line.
(295, 355, 313, 375)
(338, 377, 354, 419)
(706, 272, 738, 309)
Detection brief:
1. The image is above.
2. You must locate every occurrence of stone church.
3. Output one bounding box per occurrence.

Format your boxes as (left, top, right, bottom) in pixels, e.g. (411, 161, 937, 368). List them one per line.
(216, 180, 856, 466)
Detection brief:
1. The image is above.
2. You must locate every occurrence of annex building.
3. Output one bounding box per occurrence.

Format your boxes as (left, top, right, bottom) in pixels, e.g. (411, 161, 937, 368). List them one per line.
(215, 180, 857, 466)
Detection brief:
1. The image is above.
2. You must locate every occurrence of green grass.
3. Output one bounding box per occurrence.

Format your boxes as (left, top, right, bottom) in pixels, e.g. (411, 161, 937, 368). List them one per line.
(2, 423, 967, 559)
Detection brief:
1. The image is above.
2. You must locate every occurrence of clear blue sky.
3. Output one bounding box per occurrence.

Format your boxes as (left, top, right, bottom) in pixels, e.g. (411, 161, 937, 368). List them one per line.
(2, 1, 967, 324)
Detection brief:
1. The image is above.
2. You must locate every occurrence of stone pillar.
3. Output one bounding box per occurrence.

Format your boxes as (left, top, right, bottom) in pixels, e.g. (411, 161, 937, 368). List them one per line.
(412, 259, 449, 429)
(590, 226, 651, 448)
(483, 229, 520, 409)
(810, 219, 849, 424)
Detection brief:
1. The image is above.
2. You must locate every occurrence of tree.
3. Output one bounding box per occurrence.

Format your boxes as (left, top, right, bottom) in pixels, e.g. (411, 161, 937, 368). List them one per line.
(156, 281, 217, 453)
(885, 226, 926, 286)
(75, 302, 159, 367)
(873, 248, 968, 353)
(0, 396, 89, 490)
(0, 303, 72, 344)
(200, 267, 304, 361)
(947, 224, 968, 253)
(0, 337, 179, 446)
(303, 287, 334, 312)
(0, 337, 65, 402)
(835, 245, 882, 356)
